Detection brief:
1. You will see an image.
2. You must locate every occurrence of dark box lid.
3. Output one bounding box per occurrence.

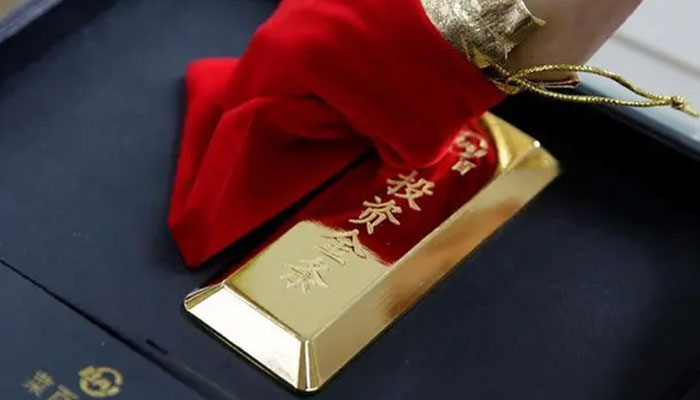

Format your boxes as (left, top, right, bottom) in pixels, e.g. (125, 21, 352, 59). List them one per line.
(0, 262, 204, 400)
(0, 0, 699, 399)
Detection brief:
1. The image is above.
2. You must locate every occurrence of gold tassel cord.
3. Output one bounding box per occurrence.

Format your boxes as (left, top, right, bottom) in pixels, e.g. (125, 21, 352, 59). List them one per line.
(492, 63, 700, 118)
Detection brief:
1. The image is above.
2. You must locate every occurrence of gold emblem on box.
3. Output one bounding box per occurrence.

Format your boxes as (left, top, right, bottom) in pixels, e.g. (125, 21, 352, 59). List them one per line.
(184, 113, 559, 392)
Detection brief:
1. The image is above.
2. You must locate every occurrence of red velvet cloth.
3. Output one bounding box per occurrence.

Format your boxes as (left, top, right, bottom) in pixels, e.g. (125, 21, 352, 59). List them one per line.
(168, 0, 504, 267)
(281, 122, 499, 264)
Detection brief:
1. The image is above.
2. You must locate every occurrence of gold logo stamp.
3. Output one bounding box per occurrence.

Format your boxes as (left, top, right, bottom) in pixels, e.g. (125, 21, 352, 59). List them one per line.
(78, 366, 123, 398)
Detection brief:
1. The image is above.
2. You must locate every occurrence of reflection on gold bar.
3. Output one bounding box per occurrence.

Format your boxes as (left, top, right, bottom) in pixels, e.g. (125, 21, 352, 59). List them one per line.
(184, 113, 560, 392)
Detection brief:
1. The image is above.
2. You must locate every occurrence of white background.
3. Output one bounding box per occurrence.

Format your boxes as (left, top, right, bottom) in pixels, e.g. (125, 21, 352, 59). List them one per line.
(587, 0, 700, 138)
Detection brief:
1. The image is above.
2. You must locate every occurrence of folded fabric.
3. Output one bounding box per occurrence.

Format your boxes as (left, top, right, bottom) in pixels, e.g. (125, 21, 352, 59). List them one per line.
(281, 121, 499, 265)
(168, 0, 504, 267)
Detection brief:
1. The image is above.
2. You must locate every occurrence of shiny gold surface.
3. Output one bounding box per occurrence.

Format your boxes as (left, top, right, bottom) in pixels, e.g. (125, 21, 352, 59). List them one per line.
(184, 113, 560, 392)
(420, 0, 544, 68)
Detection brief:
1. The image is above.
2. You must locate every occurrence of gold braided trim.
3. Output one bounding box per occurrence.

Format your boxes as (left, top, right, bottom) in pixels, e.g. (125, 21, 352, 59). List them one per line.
(421, 0, 544, 68)
(420, 0, 695, 116)
(491, 63, 699, 117)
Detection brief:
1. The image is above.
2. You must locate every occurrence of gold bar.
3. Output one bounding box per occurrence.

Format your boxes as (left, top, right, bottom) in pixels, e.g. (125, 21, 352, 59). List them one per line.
(184, 114, 559, 392)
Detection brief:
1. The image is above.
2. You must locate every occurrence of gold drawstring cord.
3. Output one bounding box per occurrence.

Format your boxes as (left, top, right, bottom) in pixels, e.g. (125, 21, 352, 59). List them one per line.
(491, 63, 700, 118)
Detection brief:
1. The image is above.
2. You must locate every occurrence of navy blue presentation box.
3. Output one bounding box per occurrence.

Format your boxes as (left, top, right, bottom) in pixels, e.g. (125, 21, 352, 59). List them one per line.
(1, 1, 700, 399)
(0, 263, 204, 399)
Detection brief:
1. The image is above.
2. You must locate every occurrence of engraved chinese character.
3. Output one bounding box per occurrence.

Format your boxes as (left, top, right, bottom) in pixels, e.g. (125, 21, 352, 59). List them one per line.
(317, 229, 366, 265)
(452, 130, 489, 176)
(23, 371, 55, 397)
(349, 196, 402, 235)
(47, 385, 79, 400)
(79, 366, 123, 398)
(451, 159, 477, 175)
(386, 171, 435, 211)
(281, 257, 329, 293)
(455, 130, 489, 158)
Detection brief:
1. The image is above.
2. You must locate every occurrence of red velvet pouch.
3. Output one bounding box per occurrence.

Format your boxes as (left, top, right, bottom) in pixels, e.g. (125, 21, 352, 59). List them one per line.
(168, 0, 504, 267)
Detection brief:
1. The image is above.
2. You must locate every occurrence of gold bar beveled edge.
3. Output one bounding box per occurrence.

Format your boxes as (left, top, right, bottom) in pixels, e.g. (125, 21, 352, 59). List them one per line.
(183, 114, 560, 392)
(184, 283, 315, 390)
(306, 138, 559, 389)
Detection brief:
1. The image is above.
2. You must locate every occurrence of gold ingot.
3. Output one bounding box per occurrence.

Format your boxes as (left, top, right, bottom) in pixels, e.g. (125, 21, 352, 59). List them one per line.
(184, 113, 559, 392)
